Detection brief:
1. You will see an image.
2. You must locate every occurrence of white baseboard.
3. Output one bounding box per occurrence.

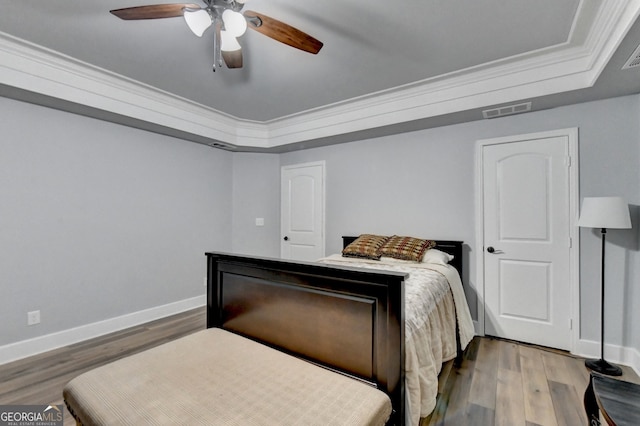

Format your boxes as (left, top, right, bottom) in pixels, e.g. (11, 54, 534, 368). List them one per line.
(574, 338, 640, 376)
(0, 295, 206, 365)
(7, 303, 639, 378)
(629, 346, 640, 377)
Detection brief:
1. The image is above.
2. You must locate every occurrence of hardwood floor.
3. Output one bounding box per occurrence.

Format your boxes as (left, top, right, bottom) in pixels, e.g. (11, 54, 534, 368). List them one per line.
(1, 307, 638, 425)
(0, 307, 206, 426)
(422, 337, 640, 426)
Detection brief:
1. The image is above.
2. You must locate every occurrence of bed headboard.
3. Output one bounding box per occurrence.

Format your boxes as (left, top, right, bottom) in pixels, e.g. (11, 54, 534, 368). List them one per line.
(206, 252, 406, 424)
(342, 236, 464, 280)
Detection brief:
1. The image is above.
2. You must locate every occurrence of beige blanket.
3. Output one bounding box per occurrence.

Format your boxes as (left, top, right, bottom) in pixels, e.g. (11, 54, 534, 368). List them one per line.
(317, 255, 474, 425)
(64, 328, 391, 426)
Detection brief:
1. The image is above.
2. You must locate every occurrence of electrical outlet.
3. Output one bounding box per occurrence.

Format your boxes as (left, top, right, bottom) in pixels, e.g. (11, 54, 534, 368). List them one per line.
(27, 310, 40, 326)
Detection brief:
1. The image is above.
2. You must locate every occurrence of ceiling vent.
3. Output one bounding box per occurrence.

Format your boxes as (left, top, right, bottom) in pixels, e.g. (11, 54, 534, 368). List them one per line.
(622, 43, 640, 70)
(208, 142, 229, 149)
(482, 102, 532, 119)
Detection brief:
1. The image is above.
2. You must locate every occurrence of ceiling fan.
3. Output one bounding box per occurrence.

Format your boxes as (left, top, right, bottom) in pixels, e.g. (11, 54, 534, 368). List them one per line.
(110, 0, 323, 71)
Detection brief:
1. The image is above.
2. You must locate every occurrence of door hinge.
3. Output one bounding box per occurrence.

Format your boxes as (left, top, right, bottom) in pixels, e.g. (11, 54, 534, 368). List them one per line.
(568, 237, 572, 248)
(564, 156, 572, 167)
(569, 318, 573, 330)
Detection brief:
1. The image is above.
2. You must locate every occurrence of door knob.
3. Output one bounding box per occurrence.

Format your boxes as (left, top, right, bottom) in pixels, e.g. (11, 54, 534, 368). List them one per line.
(283, 236, 289, 241)
(487, 246, 495, 253)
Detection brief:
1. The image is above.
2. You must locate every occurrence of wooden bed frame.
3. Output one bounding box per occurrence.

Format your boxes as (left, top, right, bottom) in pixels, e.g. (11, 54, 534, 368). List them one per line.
(205, 237, 464, 425)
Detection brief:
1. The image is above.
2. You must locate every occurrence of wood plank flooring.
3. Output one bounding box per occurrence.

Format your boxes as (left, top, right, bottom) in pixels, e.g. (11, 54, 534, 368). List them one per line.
(422, 337, 640, 426)
(1, 307, 638, 425)
(0, 307, 206, 426)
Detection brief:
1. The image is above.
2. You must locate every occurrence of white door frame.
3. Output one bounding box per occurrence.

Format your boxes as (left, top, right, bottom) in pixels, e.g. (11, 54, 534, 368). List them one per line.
(474, 128, 580, 353)
(280, 161, 326, 260)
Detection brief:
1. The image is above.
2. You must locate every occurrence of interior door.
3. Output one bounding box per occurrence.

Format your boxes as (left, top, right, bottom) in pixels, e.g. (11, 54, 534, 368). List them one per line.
(281, 162, 325, 261)
(483, 136, 572, 350)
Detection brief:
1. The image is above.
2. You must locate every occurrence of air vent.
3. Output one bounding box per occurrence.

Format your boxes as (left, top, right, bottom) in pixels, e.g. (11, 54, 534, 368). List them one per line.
(482, 102, 532, 119)
(622, 43, 640, 70)
(208, 142, 228, 149)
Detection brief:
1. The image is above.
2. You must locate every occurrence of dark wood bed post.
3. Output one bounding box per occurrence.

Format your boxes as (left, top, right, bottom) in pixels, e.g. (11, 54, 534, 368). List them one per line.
(206, 252, 218, 329)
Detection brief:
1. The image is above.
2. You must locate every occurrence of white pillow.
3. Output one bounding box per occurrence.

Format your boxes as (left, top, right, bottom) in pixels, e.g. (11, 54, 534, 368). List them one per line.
(422, 249, 454, 265)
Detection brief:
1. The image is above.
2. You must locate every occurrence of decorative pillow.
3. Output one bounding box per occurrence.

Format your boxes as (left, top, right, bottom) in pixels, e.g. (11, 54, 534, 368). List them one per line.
(342, 234, 390, 260)
(422, 249, 454, 265)
(379, 235, 436, 262)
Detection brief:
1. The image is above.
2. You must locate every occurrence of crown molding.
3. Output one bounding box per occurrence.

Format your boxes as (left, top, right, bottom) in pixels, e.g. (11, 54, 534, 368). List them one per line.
(0, 0, 637, 150)
(259, 0, 640, 148)
(0, 33, 246, 143)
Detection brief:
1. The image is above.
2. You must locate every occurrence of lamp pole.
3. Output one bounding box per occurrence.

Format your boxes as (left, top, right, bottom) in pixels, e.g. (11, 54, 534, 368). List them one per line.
(585, 227, 622, 376)
(599, 227, 606, 363)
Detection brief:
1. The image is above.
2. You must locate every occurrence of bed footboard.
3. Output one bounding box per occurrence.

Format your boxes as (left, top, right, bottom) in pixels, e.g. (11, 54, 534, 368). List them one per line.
(206, 252, 406, 424)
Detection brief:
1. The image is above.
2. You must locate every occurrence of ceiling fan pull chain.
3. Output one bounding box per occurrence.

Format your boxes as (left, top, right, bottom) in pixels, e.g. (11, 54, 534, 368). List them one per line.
(212, 18, 221, 71)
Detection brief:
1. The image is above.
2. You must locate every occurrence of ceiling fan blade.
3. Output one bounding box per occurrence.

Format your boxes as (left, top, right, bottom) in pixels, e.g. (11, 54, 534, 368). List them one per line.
(222, 49, 243, 69)
(243, 10, 323, 54)
(110, 4, 201, 20)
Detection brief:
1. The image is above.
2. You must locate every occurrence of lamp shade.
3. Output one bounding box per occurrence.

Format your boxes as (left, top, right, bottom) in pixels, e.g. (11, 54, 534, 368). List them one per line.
(222, 10, 247, 37)
(184, 9, 212, 37)
(577, 197, 632, 229)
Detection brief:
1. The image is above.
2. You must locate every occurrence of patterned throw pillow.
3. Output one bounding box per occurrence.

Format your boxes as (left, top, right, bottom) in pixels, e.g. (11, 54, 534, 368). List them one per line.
(342, 234, 390, 260)
(379, 235, 436, 262)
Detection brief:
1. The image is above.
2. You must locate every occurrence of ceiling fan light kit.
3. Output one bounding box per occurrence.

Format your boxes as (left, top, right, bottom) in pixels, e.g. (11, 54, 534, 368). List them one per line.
(222, 9, 247, 37)
(110, 0, 323, 71)
(183, 8, 212, 37)
(220, 31, 241, 51)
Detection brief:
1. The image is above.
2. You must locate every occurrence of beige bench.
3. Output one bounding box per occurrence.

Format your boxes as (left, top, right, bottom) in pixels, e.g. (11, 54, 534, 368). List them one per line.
(64, 328, 392, 425)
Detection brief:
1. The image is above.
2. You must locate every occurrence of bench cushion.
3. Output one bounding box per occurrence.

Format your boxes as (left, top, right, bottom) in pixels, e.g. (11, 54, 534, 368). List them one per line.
(64, 328, 391, 425)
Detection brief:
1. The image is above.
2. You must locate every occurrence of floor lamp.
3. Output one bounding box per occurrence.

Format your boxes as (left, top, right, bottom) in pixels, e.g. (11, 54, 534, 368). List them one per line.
(577, 196, 632, 376)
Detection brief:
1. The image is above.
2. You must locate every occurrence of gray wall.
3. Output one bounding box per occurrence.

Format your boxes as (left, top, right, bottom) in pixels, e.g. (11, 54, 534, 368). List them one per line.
(0, 97, 233, 346)
(231, 153, 281, 256)
(277, 94, 640, 350)
(281, 129, 478, 316)
(3, 92, 639, 358)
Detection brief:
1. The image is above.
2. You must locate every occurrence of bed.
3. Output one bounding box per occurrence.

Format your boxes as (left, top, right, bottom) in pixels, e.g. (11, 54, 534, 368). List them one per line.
(63, 235, 473, 426)
(325, 236, 473, 424)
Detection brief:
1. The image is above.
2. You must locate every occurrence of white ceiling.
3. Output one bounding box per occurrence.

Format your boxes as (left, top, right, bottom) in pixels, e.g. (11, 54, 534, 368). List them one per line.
(1, 0, 640, 151)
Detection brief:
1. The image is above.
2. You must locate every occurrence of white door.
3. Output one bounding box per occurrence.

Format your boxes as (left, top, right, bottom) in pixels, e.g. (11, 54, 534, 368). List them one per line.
(482, 135, 572, 350)
(281, 162, 325, 261)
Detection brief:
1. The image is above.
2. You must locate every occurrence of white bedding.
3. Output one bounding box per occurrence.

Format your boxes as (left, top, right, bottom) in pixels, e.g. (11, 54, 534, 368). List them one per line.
(317, 254, 474, 425)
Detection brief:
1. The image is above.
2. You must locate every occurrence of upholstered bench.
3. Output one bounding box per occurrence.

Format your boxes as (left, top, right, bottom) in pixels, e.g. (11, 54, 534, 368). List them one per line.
(63, 328, 392, 425)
